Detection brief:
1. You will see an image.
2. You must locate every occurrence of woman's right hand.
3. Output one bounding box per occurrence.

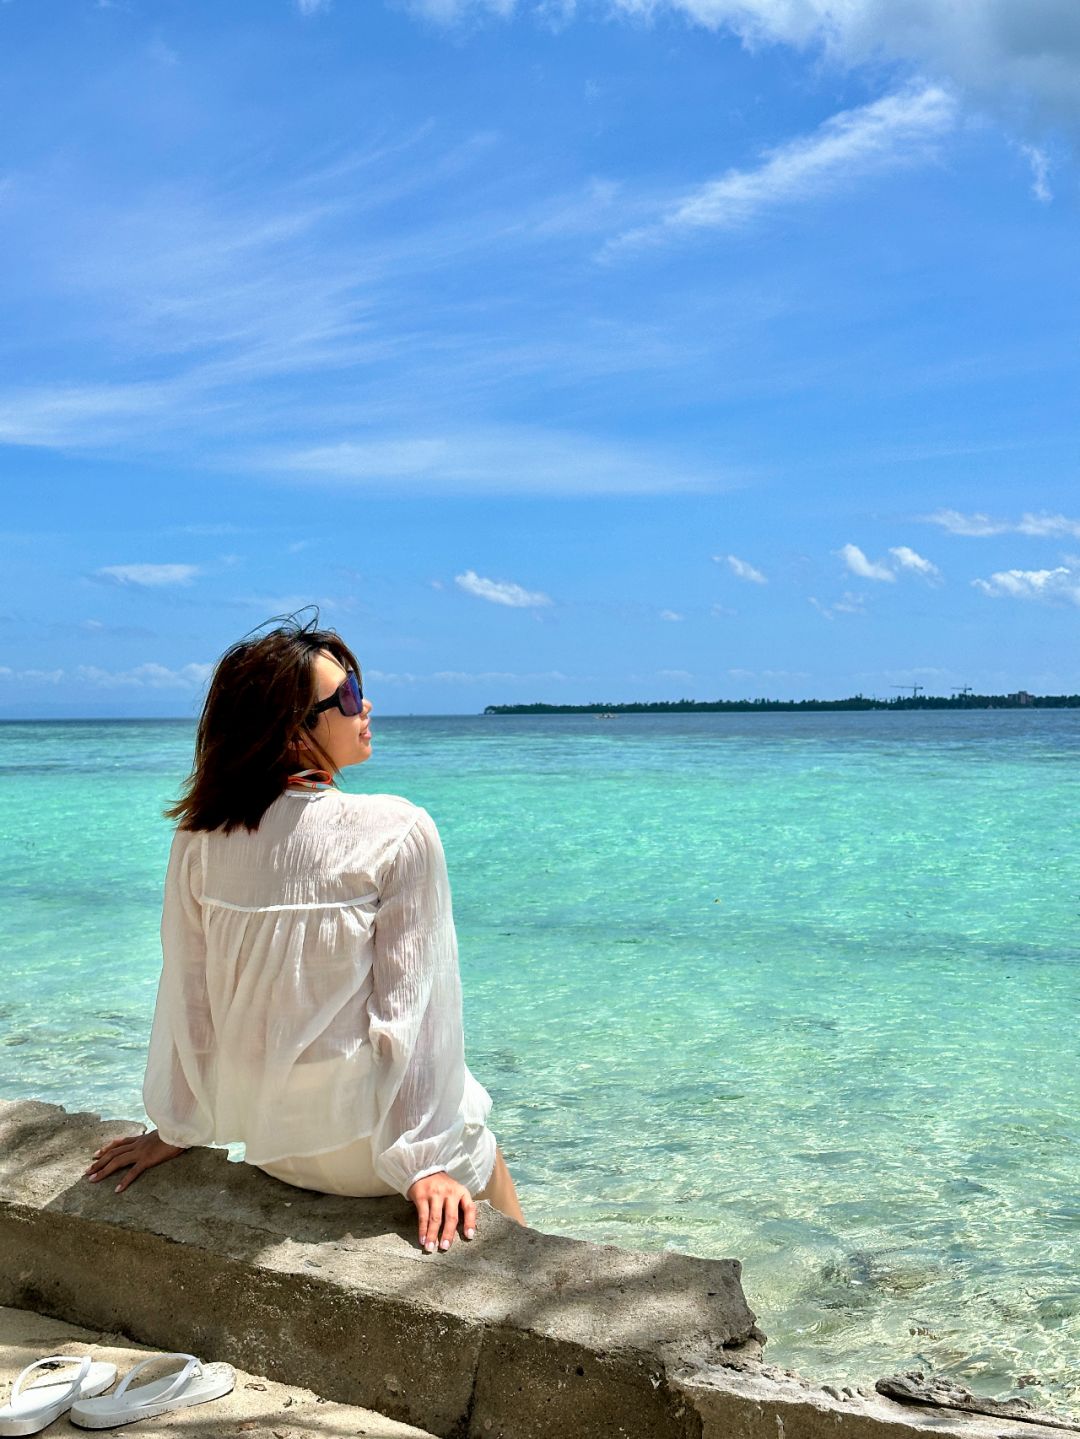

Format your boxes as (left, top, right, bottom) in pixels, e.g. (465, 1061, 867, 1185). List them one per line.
(406, 1170, 476, 1252)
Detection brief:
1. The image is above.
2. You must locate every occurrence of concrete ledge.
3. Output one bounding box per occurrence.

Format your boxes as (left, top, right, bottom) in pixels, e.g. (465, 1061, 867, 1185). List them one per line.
(1, 1099, 1074, 1439)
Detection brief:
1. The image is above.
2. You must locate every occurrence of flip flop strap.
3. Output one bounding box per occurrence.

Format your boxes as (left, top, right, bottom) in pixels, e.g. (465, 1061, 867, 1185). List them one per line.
(115, 1352, 200, 1405)
(12, 1353, 92, 1403)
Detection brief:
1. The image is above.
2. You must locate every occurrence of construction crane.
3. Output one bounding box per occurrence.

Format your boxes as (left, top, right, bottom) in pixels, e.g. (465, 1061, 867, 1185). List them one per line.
(953, 685, 973, 697)
(892, 684, 924, 699)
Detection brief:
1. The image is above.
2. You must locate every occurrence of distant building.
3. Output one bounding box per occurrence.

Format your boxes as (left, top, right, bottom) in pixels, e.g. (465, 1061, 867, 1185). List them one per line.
(1008, 690, 1034, 705)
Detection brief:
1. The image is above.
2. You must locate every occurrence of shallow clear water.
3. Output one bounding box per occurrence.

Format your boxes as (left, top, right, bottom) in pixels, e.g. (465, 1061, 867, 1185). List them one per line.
(1, 712, 1078, 1414)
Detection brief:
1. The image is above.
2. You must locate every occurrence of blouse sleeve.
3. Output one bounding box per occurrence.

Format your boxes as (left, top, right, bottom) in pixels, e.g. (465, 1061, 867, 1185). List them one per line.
(142, 828, 216, 1149)
(366, 807, 492, 1198)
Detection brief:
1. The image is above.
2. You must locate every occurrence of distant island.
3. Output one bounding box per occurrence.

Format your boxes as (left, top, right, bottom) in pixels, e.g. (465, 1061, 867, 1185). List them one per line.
(484, 690, 1080, 714)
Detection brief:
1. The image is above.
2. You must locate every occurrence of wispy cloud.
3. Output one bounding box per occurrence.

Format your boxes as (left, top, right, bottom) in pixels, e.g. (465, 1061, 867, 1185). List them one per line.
(809, 591, 865, 620)
(367, 666, 570, 683)
(74, 619, 157, 640)
(296, 0, 331, 13)
(94, 563, 200, 587)
(924, 509, 1080, 538)
(838, 543, 895, 582)
(611, 86, 955, 249)
(659, 608, 683, 621)
(1018, 144, 1052, 203)
(77, 662, 212, 689)
(546, 1, 1080, 135)
(454, 569, 553, 607)
(268, 426, 731, 496)
(972, 565, 1080, 605)
(719, 553, 766, 584)
(0, 666, 65, 684)
(889, 545, 940, 578)
(0, 661, 211, 689)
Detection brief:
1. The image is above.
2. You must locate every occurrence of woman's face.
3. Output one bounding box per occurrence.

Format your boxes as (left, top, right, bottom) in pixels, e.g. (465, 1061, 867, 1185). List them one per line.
(301, 648, 373, 771)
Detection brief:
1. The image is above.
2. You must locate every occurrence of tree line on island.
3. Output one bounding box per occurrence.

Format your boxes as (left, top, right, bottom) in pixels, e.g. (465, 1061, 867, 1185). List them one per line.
(483, 691, 1079, 715)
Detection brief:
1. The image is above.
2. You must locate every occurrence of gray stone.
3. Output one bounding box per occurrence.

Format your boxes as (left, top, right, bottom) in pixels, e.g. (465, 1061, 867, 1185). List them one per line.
(1, 1098, 1073, 1439)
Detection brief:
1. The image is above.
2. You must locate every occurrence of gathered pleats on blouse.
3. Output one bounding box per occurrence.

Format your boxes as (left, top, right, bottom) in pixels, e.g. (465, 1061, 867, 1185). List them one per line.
(141, 789, 497, 1198)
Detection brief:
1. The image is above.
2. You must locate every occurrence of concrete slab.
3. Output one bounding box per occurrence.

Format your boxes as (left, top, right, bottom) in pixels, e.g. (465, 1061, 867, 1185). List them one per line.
(0, 1304, 439, 1436)
(2, 1099, 1075, 1439)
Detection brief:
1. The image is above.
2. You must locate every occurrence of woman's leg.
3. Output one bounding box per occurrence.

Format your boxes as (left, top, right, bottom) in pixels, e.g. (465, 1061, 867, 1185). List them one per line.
(475, 1145, 525, 1225)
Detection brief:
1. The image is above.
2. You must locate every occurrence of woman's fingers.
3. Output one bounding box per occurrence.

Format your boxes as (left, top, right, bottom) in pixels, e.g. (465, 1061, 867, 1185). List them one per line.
(90, 1136, 135, 1159)
(439, 1198, 459, 1249)
(415, 1198, 430, 1250)
(113, 1164, 144, 1194)
(85, 1139, 136, 1175)
(411, 1179, 477, 1251)
(424, 1197, 445, 1253)
(461, 1196, 477, 1240)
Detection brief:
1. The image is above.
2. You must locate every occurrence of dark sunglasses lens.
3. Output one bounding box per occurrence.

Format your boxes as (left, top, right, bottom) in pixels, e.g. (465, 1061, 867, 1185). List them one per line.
(339, 671, 363, 716)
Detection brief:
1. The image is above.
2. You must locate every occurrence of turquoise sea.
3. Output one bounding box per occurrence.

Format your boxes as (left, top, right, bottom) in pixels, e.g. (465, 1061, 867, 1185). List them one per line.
(1, 712, 1078, 1414)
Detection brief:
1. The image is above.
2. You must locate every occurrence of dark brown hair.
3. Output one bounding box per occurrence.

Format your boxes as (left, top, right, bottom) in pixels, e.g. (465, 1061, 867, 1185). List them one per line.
(165, 611, 361, 833)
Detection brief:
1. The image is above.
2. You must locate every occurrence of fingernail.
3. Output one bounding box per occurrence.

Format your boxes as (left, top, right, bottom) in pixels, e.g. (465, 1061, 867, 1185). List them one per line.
(89, 1174, 98, 1182)
(439, 1239, 450, 1250)
(424, 1241, 434, 1252)
(465, 1228, 475, 1239)
(114, 1184, 122, 1193)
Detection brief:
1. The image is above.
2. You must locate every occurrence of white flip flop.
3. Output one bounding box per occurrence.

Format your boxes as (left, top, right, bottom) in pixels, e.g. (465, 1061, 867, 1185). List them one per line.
(69, 1352, 235, 1430)
(0, 1353, 118, 1436)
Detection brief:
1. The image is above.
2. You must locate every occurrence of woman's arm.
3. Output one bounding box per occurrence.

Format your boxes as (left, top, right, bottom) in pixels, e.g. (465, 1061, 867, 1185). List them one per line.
(141, 828, 216, 1150)
(366, 807, 494, 1201)
(86, 829, 214, 1192)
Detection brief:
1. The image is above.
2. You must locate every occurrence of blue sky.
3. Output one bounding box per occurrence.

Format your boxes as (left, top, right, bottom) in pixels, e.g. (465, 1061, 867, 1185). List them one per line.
(2, 0, 1079, 716)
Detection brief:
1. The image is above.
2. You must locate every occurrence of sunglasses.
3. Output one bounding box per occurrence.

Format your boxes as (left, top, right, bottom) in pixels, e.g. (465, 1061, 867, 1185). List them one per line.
(305, 669, 364, 728)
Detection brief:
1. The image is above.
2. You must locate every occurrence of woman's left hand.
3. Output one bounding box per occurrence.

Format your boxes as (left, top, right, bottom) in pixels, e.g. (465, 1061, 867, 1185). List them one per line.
(83, 1130, 188, 1194)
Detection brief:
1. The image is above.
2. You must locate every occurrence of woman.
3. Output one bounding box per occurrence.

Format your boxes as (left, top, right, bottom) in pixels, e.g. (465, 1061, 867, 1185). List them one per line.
(83, 615, 524, 1253)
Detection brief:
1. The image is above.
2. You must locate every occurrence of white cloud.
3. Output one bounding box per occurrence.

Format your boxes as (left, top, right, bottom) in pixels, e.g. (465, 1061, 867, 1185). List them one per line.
(888, 545, 940, 577)
(1019, 143, 1053, 202)
(613, 86, 954, 247)
(269, 427, 730, 496)
(972, 565, 1080, 605)
(839, 543, 895, 582)
(659, 608, 684, 620)
(407, 2, 1080, 135)
(366, 666, 570, 683)
(810, 590, 865, 619)
(0, 662, 210, 689)
(612, 2, 1080, 134)
(76, 662, 212, 689)
(0, 666, 64, 684)
(924, 509, 1080, 538)
(720, 553, 767, 584)
(296, 0, 331, 13)
(406, 0, 515, 19)
(454, 569, 553, 607)
(0, 381, 179, 448)
(658, 668, 693, 679)
(94, 563, 200, 587)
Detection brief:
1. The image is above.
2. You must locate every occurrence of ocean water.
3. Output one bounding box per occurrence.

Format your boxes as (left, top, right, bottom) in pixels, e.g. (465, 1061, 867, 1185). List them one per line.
(1, 711, 1078, 1414)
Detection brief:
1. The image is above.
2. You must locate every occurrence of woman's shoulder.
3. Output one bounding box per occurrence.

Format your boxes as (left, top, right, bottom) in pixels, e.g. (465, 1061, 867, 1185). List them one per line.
(333, 790, 434, 844)
(332, 791, 439, 880)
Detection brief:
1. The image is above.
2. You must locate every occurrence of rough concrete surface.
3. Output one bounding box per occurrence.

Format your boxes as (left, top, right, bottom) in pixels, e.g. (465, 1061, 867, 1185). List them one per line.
(1, 1099, 1076, 1439)
(0, 1305, 438, 1436)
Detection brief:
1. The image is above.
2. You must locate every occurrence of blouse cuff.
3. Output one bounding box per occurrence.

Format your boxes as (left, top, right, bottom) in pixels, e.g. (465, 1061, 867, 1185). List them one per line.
(377, 1125, 497, 1200)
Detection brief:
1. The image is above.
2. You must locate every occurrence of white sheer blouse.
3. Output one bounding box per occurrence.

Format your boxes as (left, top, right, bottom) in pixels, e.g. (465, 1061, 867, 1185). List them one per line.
(141, 787, 497, 1198)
